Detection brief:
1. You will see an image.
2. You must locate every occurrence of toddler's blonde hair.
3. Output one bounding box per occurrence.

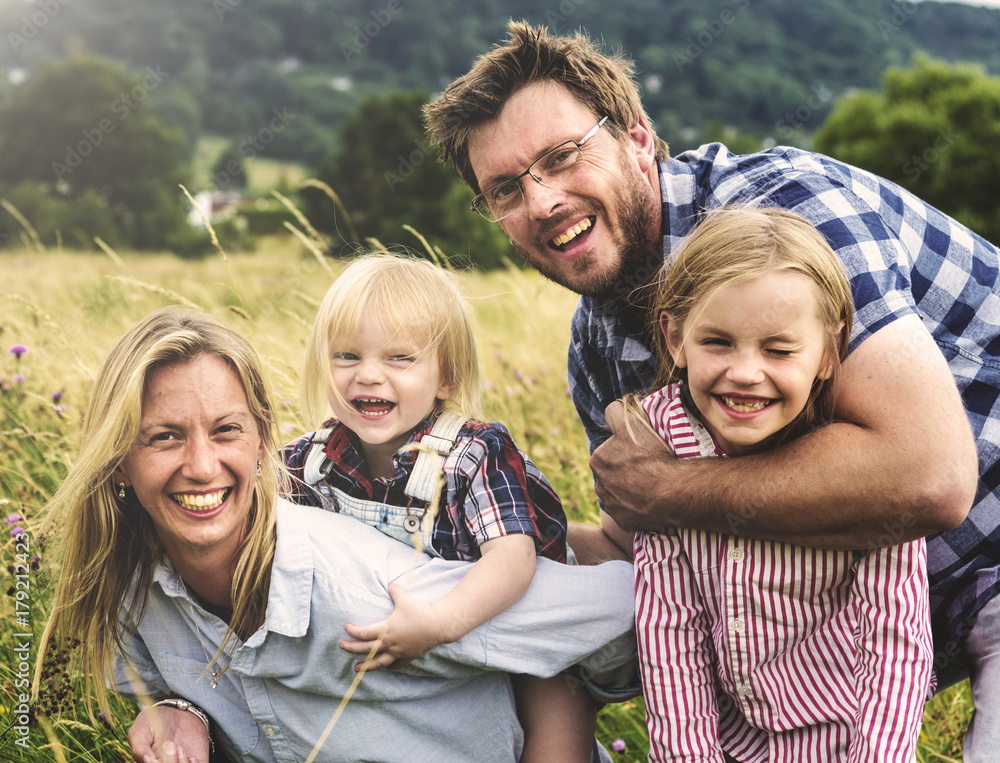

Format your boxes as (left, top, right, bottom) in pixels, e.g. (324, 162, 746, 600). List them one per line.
(301, 253, 485, 426)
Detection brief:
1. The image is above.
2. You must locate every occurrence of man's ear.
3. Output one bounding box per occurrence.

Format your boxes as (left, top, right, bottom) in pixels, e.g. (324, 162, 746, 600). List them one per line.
(628, 114, 657, 174)
(659, 311, 686, 368)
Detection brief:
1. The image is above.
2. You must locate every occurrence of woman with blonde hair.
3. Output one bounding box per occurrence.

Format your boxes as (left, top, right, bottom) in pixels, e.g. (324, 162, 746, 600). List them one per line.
(36, 305, 636, 763)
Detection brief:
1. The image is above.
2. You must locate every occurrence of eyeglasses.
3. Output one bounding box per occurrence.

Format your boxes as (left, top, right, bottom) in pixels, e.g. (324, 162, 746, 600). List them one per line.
(470, 116, 610, 223)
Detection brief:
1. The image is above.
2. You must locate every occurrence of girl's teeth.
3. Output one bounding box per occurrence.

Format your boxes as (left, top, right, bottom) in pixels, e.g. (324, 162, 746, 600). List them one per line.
(723, 396, 769, 412)
(172, 489, 227, 511)
(552, 218, 592, 247)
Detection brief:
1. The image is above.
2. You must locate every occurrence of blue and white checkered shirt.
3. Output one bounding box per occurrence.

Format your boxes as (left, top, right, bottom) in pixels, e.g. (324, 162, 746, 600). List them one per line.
(568, 143, 1000, 649)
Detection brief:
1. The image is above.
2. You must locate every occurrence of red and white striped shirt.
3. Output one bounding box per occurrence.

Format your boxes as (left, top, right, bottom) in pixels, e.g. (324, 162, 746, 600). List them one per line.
(635, 384, 933, 762)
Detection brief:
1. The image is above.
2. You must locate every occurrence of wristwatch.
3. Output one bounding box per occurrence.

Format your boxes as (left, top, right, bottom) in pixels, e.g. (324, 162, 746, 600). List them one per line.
(151, 698, 215, 754)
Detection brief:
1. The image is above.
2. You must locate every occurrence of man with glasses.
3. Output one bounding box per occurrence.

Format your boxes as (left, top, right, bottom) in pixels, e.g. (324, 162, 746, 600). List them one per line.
(426, 20, 1000, 762)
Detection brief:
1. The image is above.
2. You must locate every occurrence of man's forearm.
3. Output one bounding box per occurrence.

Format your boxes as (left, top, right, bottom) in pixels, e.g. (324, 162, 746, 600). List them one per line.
(597, 417, 970, 549)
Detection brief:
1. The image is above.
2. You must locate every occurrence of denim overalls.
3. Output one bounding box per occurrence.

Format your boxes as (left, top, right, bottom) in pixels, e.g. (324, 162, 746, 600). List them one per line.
(300, 412, 467, 557)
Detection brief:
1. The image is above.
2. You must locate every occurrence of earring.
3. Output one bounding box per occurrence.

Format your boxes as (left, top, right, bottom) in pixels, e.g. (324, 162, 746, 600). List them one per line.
(256, 461, 262, 477)
(117, 481, 126, 499)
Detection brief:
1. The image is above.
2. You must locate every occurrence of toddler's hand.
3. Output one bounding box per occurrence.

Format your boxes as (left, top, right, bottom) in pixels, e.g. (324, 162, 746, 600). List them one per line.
(339, 582, 450, 671)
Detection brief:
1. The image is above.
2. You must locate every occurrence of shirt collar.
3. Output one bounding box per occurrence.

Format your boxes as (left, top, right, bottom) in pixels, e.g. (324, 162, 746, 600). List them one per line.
(264, 498, 315, 639)
(149, 498, 314, 642)
(580, 154, 723, 362)
(659, 151, 704, 243)
(325, 411, 441, 480)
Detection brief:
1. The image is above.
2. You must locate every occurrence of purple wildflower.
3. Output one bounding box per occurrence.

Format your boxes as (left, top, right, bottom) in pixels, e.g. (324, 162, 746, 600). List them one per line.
(52, 390, 62, 403)
(5, 513, 20, 524)
(9, 344, 28, 359)
(11, 527, 24, 538)
(611, 739, 626, 753)
(13, 374, 24, 384)
(53, 404, 66, 417)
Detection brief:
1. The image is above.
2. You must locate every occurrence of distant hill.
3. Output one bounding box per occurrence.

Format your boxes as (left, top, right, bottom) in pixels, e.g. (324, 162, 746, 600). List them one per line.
(2, 0, 998, 165)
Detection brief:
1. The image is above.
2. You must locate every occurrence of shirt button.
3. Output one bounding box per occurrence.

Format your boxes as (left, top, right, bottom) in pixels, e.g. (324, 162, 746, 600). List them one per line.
(264, 725, 277, 736)
(729, 618, 744, 633)
(737, 684, 753, 697)
(728, 547, 744, 561)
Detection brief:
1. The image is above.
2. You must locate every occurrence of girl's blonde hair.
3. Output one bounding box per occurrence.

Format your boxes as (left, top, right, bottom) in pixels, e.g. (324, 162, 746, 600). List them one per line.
(651, 206, 854, 439)
(301, 253, 485, 426)
(36, 306, 281, 718)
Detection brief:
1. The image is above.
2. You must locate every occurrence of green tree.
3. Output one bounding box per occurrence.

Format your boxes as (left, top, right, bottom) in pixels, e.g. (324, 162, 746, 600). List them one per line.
(814, 57, 1000, 244)
(307, 91, 510, 268)
(0, 56, 191, 250)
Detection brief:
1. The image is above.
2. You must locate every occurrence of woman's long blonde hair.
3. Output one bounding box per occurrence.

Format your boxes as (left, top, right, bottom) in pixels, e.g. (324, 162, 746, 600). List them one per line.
(35, 306, 281, 718)
(301, 253, 485, 427)
(649, 206, 854, 440)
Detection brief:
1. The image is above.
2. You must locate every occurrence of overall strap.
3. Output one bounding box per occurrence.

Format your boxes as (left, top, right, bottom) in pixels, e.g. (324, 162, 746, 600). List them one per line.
(404, 412, 466, 503)
(302, 428, 336, 486)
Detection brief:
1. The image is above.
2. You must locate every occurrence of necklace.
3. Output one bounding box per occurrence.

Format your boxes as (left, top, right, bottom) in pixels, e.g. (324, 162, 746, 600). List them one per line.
(181, 579, 233, 690)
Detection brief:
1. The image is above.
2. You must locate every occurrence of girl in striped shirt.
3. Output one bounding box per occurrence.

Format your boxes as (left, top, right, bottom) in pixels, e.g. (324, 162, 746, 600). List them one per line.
(620, 207, 933, 762)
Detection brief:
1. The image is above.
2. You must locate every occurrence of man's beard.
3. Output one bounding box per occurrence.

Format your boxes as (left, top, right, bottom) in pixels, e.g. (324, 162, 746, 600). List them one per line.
(511, 165, 661, 302)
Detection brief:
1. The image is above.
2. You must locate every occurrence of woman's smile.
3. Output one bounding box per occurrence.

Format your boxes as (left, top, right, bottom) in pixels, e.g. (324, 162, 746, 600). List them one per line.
(117, 353, 265, 561)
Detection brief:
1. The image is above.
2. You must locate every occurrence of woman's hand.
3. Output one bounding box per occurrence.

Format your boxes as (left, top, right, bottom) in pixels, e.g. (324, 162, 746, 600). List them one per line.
(339, 582, 450, 671)
(128, 705, 210, 763)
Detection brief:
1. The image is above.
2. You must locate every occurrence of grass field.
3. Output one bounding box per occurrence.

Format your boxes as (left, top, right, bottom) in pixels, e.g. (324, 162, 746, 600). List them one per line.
(0, 232, 974, 761)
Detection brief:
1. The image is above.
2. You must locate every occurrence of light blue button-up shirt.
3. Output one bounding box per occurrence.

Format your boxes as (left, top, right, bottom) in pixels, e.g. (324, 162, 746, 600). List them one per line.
(115, 499, 636, 762)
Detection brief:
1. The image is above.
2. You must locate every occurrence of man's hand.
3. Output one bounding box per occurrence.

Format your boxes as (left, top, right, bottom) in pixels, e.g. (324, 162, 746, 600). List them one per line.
(128, 705, 210, 763)
(591, 400, 674, 533)
(339, 583, 449, 671)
